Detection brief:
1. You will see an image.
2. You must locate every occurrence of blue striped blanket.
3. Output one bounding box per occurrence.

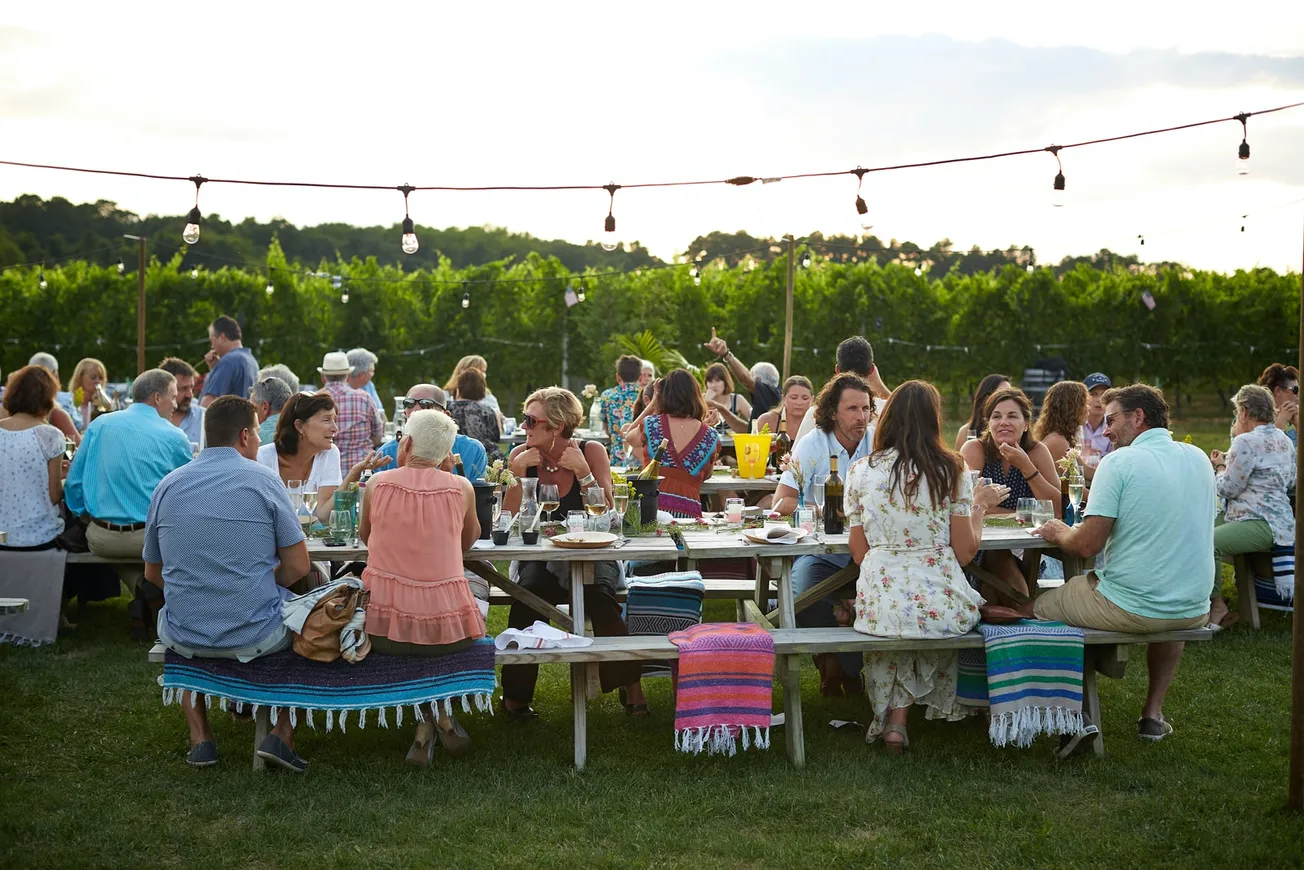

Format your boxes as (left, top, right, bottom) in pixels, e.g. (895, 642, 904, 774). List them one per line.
(1254, 544, 1295, 610)
(955, 620, 1085, 748)
(159, 636, 497, 731)
(625, 571, 706, 679)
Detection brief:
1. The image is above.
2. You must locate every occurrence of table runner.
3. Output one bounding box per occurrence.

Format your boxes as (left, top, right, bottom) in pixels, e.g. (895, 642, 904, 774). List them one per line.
(669, 623, 773, 756)
(957, 620, 1085, 748)
(160, 636, 496, 730)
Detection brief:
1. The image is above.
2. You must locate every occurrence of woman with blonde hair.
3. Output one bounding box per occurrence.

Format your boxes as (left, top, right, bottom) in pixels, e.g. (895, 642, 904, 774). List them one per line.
(445, 354, 502, 418)
(67, 358, 109, 432)
(501, 386, 648, 718)
(359, 408, 484, 764)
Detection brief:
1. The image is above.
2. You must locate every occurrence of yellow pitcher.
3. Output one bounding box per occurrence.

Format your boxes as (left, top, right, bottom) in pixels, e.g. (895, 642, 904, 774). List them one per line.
(733, 433, 772, 479)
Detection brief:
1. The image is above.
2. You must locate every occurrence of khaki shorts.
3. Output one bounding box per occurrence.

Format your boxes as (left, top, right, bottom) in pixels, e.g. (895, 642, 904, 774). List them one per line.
(1033, 573, 1209, 632)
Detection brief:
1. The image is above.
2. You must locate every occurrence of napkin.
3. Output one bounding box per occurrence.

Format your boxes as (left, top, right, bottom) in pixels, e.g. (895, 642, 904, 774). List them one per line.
(744, 525, 806, 545)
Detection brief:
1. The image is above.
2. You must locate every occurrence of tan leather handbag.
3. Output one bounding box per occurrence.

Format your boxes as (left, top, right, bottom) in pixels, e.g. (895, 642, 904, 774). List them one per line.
(293, 585, 370, 663)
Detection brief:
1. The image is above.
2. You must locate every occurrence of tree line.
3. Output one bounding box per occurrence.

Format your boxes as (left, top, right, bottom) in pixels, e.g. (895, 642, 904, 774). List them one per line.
(1, 239, 1296, 417)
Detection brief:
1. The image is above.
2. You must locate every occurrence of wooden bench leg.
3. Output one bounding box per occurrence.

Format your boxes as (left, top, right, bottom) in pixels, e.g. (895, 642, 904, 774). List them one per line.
(1082, 657, 1104, 758)
(253, 707, 270, 771)
(1234, 555, 1261, 630)
(571, 564, 589, 771)
(782, 653, 806, 769)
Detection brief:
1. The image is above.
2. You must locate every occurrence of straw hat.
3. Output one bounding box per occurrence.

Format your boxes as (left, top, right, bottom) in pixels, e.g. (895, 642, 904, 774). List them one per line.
(317, 351, 351, 376)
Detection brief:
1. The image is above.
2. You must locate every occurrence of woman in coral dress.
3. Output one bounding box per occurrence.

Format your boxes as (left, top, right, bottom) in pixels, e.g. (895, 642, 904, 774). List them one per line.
(359, 409, 484, 766)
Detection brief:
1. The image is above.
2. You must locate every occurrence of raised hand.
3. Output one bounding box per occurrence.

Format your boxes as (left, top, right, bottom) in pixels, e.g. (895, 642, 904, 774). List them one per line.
(704, 327, 729, 357)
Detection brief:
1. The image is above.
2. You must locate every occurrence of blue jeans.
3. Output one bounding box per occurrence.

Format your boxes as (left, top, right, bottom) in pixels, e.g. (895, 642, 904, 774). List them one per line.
(792, 555, 861, 678)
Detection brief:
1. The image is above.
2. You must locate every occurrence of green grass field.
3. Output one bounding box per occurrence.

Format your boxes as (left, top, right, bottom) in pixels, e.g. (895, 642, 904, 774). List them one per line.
(2, 414, 1298, 868)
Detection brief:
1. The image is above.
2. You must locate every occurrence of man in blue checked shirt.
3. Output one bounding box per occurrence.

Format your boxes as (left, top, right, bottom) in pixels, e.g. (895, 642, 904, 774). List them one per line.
(65, 368, 193, 609)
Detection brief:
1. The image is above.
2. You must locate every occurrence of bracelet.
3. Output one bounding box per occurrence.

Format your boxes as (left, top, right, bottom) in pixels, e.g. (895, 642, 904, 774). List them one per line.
(1025, 469, 1042, 482)
(578, 473, 597, 488)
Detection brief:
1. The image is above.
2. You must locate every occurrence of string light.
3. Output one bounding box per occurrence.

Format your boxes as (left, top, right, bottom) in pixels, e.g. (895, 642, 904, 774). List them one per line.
(800, 251, 811, 269)
(265, 280, 274, 296)
(1138, 234, 1145, 246)
(341, 288, 349, 304)
(117, 258, 125, 274)
(182, 175, 206, 244)
(398, 184, 418, 254)
(191, 266, 199, 278)
(577, 282, 586, 303)
(1047, 146, 1065, 208)
(38, 270, 47, 289)
(461, 284, 470, 309)
(601, 183, 620, 252)
(1235, 113, 1251, 175)
(1026, 264, 1035, 274)
(853, 167, 872, 230)
(689, 263, 701, 286)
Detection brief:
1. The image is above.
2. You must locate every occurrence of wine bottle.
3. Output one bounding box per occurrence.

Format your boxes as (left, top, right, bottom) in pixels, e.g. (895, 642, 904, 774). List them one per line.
(823, 455, 845, 534)
(774, 428, 792, 470)
(638, 438, 670, 480)
(453, 453, 465, 477)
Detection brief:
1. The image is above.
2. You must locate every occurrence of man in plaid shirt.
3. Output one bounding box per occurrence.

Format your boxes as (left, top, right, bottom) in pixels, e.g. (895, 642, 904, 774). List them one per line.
(317, 351, 384, 477)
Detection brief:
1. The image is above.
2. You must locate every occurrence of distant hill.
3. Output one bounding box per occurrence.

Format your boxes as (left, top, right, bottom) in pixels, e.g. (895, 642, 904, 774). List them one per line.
(0, 195, 1170, 277)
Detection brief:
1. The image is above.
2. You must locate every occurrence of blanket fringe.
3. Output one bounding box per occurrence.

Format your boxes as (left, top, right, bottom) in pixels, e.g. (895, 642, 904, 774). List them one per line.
(0, 632, 54, 648)
(674, 724, 770, 756)
(989, 705, 1083, 748)
(157, 690, 497, 732)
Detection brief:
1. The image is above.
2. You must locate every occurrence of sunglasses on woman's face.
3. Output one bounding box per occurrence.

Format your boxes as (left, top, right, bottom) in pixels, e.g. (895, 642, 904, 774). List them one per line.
(521, 413, 541, 430)
(402, 397, 442, 410)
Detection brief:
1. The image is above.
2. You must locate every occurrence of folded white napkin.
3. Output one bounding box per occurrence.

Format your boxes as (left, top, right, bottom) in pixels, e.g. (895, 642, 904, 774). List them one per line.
(494, 620, 593, 650)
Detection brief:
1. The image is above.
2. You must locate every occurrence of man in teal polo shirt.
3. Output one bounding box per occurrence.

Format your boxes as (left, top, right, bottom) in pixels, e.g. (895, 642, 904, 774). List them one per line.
(1034, 384, 1212, 747)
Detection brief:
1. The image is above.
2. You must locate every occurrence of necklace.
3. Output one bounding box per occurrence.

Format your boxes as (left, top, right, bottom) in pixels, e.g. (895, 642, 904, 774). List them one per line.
(537, 441, 570, 474)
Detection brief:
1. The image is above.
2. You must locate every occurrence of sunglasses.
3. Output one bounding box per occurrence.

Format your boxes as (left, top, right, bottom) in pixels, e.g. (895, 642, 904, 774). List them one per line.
(1288, 385, 1300, 395)
(1103, 410, 1133, 427)
(402, 397, 443, 411)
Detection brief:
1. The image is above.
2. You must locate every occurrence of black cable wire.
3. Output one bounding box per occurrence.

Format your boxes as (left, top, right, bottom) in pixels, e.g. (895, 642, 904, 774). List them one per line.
(0, 102, 1298, 193)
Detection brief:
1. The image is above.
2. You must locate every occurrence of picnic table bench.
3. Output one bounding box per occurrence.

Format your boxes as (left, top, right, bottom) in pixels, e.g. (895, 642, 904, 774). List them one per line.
(149, 623, 1210, 769)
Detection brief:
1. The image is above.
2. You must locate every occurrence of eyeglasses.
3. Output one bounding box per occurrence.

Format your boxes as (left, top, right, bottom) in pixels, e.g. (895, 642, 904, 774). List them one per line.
(1103, 410, 1133, 427)
(1289, 385, 1300, 395)
(521, 413, 542, 430)
(402, 397, 443, 411)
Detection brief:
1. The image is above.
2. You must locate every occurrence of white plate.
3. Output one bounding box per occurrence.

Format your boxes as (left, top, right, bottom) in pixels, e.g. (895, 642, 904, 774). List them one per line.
(742, 527, 810, 545)
(550, 532, 619, 549)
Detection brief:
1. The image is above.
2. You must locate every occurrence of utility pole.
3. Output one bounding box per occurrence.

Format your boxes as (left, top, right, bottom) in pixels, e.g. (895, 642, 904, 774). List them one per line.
(123, 234, 146, 374)
(782, 234, 795, 382)
(1290, 214, 1304, 812)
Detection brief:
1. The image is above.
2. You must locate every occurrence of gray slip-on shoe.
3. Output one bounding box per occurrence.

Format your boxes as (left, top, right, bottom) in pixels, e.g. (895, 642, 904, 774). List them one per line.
(256, 734, 309, 773)
(186, 740, 218, 767)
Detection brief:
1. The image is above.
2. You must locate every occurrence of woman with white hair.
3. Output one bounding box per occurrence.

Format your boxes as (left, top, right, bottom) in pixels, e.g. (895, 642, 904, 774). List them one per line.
(359, 409, 484, 765)
(1208, 384, 1296, 627)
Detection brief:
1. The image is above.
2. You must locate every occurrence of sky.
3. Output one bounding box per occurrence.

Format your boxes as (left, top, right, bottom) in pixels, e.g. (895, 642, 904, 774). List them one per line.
(3, 1, 1303, 273)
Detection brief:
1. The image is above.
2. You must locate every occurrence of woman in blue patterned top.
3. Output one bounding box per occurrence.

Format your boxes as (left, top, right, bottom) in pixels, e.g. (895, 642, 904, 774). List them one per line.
(625, 370, 720, 518)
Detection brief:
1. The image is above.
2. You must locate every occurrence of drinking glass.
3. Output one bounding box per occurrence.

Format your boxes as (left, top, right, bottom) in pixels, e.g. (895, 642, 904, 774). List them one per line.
(329, 510, 354, 545)
(725, 497, 744, 528)
(503, 417, 517, 436)
(1015, 497, 1037, 526)
(566, 510, 587, 536)
(796, 506, 816, 534)
(812, 476, 826, 514)
(302, 488, 319, 517)
(612, 483, 629, 539)
(977, 477, 992, 489)
(585, 485, 607, 531)
(538, 483, 560, 523)
(64, 439, 76, 462)
(1032, 499, 1056, 530)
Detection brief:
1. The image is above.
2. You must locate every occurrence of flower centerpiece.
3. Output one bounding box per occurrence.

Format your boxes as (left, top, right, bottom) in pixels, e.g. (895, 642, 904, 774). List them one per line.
(484, 459, 518, 492)
(1055, 447, 1083, 481)
(779, 453, 806, 508)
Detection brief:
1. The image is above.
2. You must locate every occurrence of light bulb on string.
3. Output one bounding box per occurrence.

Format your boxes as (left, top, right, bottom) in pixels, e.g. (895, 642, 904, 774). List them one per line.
(182, 175, 206, 244)
(576, 282, 586, 303)
(1046, 145, 1066, 208)
(689, 263, 701, 286)
(1137, 234, 1145, 247)
(117, 258, 125, 274)
(397, 184, 419, 254)
(191, 267, 199, 279)
(1241, 215, 1248, 233)
(914, 266, 923, 277)
(852, 167, 873, 230)
(341, 290, 349, 304)
(461, 286, 471, 309)
(38, 270, 47, 290)
(600, 183, 621, 252)
(1235, 113, 1251, 176)
(265, 280, 274, 296)
(1026, 264, 1035, 274)
(800, 251, 811, 269)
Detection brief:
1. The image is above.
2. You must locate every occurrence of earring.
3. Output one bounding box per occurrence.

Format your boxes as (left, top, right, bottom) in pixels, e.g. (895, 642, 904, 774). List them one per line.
(550, 435, 557, 451)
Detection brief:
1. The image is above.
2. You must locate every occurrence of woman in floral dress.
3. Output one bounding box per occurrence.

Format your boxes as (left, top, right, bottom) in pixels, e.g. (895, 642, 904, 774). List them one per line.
(847, 380, 1008, 753)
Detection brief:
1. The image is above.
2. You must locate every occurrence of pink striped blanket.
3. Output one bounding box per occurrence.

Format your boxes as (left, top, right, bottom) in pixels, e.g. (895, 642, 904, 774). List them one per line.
(669, 622, 774, 756)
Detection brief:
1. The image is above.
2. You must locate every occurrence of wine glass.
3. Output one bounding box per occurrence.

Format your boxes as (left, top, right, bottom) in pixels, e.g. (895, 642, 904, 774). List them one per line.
(612, 483, 629, 539)
(813, 475, 826, 516)
(585, 485, 607, 532)
(64, 439, 75, 462)
(302, 488, 319, 519)
(538, 483, 560, 523)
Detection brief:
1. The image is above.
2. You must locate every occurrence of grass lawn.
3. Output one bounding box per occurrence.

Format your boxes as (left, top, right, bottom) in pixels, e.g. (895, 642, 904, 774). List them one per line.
(1, 591, 1300, 868)
(2, 412, 1297, 868)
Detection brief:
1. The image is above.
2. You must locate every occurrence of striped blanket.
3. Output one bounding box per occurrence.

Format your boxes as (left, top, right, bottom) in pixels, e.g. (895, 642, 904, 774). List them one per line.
(669, 623, 774, 756)
(955, 620, 1085, 748)
(626, 572, 705, 679)
(1254, 544, 1295, 610)
(160, 636, 496, 731)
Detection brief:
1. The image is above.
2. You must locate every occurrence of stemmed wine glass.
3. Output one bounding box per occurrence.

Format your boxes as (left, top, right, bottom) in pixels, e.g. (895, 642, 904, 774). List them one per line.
(612, 483, 629, 540)
(585, 485, 607, 532)
(538, 483, 560, 524)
